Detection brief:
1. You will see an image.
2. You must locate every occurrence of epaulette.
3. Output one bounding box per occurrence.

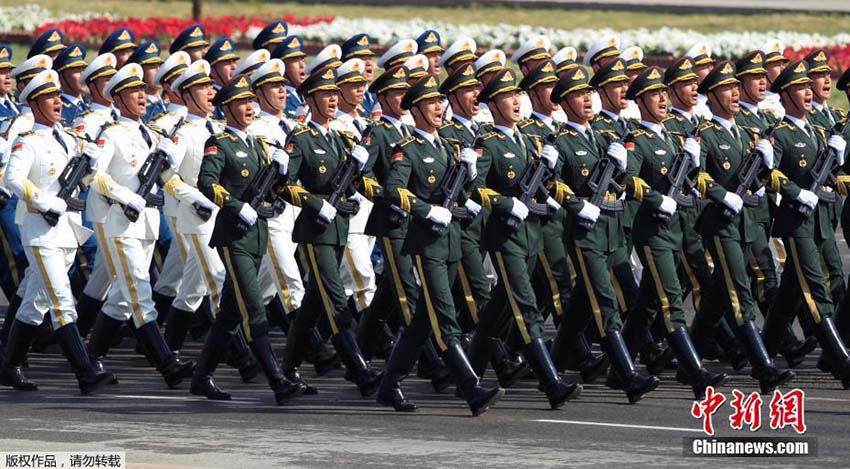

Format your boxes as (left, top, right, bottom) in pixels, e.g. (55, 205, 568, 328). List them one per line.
(663, 113, 684, 123)
(518, 118, 540, 129)
(596, 129, 617, 137)
(813, 124, 827, 140)
(79, 109, 96, 118)
(698, 120, 717, 132)
(594, 114, 613, 124)
(16, 130, 34, 138)
(215, 132, 237, 142)
(775, 121, 792, 131)
(630, 128, 652, 139)
(149, 110, 167, 122)
(100, 121, 120, 131)
(556, 126, 578, 137)
(292, 125, 315, 137)
(147, 122, 164, 135)
(397, 135, 417, 147)
(439, 121, 454, 130)
(479, 130, 503, 141)
(62, 101, 72, 108)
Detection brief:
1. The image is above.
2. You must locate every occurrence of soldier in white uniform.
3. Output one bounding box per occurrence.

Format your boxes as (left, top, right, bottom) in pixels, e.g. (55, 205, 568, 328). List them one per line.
(759, 39, 788, 120)
(150, 51, 192, 319)
(618, 46, 646, 121)
(0, 55, 52, 346)
(584, 35, 621, 116)
(0, 69, 115, 394)
(512, 35, 553, 120)
(71, 53, 119, 338)
(472, 49, 506, 125)
(83, 64, 196, 388)
(330, 58, 378, 317)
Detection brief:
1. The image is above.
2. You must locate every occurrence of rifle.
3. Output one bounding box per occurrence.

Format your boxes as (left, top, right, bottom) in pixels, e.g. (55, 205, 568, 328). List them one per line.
(430, 143, 472, 235)
(721, 122, 779, 221)
(318, 134, 360, 225)
(234, 160, 283, 234)
(42, 129, 104, 226)
(124, 118, 185, 222)
(798, 114, 850, 218)
(655, 126, 700, 223)
(506, 135, 554, 230)
(578, 156, 624, 230)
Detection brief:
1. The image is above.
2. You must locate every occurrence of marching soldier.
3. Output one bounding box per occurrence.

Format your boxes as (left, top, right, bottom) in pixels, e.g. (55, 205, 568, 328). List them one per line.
(762, 61, 850, 388)
(191, 76, 305, 404)
(82, 63, 196, 388)
(252, 19, 289, 52)
(0, 69, 114, 394)
(168, 24, 209, 62)
(99, 27, 136, 69)
(28, 29, 65, 59)
(127, 40, 166, 123)
(277, 66, 383, 396)
(205, 38, 240, 119)
(620, 65, 731, 399)
(376, 74, 505, 414)
(53, 43, 89, 126)
(273, 35, 308, 120)
(735, 50, 816, 367)
(71, 52, 119, 337)
(684, 42, 715, 120)
(759, 39, 788, 120)
(438, 37, 476, 77)
(465, 68, 582, 408)
(341, 33, 378, 118)
(546, 66, 658, 401)
(692, 60, 796, 393)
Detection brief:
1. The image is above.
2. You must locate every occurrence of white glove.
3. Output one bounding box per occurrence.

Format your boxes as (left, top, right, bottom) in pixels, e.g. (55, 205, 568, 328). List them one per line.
(756, 140, 774, 169)
(83, 140, 104, 168)
(510, 197, 529, 221)
(194, 196, 216, 211)
(722, 192, 744, 214)
(350, 144, 369, 171)
(426, 205, 452, 227)
(577, 201, 600, 223)
(659, 195, 678, 216)
(464, 198, 481, 216)
(829, 135, 846, 166)
(125, 192, 147, 213)
(460, 147, 478, 180)
(34, 195, 66, 215)
(607, 142, 628, 171)
(755, 186, 766, 197)
(684, 137, 700, 168)
(318, 200, 337, 223)
(271, 148, 289, 175)
(546, 196, 561, 212)
(540, 144, 559, 170)
(796, 189, 819, 209)
(348, 191, 365, 205)
(238, 203, 258, 226)
(157, 137, 179, 168)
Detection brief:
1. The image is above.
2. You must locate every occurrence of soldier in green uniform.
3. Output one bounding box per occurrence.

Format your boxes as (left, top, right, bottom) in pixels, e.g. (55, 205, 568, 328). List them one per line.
(546, 66, 659, 401)
(465, 68, 582, 409)
(357, 65, 452, 392)
(191, 76, 306, 404)
(517, 60, 574, 332)
(375, 74, 505, 415)
(761, 61, 850, 388)
(277, 66, 384, 397)
(836, 68, 850, 341)
(804, 49, 845, 316)
(735, 50, 816, 367)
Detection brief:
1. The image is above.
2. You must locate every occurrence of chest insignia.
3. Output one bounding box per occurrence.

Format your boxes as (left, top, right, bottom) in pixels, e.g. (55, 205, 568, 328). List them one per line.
(660, 165, 668, 175)
(719, 144, 731, 150)
(722, 160, 731, 170)
(235, 150, 248, 158)
(427, 174, 436, 184)
(48, 166, 56, 176)
(319, 164, 328, 174)
(423, 157, 435, 163)
(655, 149, 667, 155)
(794, 142, 806, 148)
(799, 159, 807, 168)
(315, 149, 327, 155)
(504, 152, 516, 159)
(580, 166, 589, 177)
(507, 169, 516, 179)
(130, 158, 138, 167)
(576, 150, 587, 156)
(241, 168, 250, 177)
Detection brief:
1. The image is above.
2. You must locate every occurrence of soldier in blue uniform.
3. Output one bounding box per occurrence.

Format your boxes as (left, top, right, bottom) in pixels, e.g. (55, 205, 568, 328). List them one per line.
(99, 27, 137, 68)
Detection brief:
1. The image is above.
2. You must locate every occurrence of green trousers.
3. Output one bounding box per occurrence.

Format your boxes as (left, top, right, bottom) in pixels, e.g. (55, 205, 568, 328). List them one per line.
(476, 250, 546, 345)
(216, 246, 268, 341)
(294, 244, 356, 334)
(403, 254, 462, 350)
(631, 244, 688, 334)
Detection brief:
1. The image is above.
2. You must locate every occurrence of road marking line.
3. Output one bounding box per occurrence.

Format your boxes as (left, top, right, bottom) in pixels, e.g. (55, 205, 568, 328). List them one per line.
(806, 397, 850, 403)
(534, 419, 703, 433)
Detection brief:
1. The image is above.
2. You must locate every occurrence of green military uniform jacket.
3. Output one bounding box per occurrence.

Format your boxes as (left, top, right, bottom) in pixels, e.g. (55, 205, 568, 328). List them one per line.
(771, 117, 833, 240)
(471, 127, 545, 256)
(283, 121, 358, 246)
(552, 124, 624, 252)
(363, 116, 412, 239)
(696, 119, 762, 242)
(592, 111, 638, 230)
(736, 104, 778, 227)
(385, 131, 465, 261)
(439, 115, 487, 236)
(199, 128, 271, 254)
(663, 108, 700, 136)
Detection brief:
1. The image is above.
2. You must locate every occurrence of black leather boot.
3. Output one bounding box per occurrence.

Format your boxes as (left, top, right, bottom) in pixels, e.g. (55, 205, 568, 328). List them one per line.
(416, 338, 453, 393)
(249, 334, 306, 404)
(86, 313, 124, 385)
(0, 294, 23, 349)
(551, 327, 609, 383)
(190, 323, 231, 400)
(667, 327, 728, 399)
(305, 326, 340, 376)
(523, 338, 581, 409)
(813, 317, 850, 389)
(375, 334, 420, 412)
(491, 337, 531, 388)
(75, 293, 105, 339)
(163, 306, 194, 354)
(0, 319, 39, 390)
(281, 316, 318, 394)
(189, 296, 213, 341)
(225, 328, 261, 383)
(55, 323, 115, 395)
(737, 320, 795, 394)
(136, 321, 196, 388)
(331, 328, 383, 397)
(152, 291, 174, 327)
(602, 329, 659, 404)
(442, 341, 504, 416)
